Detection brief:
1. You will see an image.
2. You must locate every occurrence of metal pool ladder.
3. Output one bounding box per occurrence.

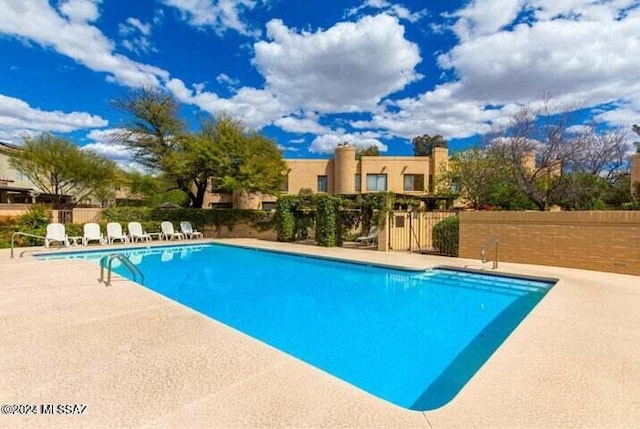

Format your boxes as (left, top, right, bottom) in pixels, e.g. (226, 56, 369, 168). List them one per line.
(99, 254, 144, 286)
(480, 236, 499, 269)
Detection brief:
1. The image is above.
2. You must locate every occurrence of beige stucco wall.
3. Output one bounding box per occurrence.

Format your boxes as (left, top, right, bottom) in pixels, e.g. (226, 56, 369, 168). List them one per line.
(631, 153, 640, 193)
(0, 149, 37, 191)
(359, 156, 431, 194)
(459, 211, 640, 276)
(285, 159, 334, 194)
(204, 147, 446, 208)
(333, 146, 357, 194)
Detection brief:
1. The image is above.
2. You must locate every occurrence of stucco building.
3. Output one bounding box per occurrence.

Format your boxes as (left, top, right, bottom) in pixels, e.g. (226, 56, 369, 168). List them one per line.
(632, 152, 640, 194)
(205, 144, 449, 209)
(0, 141, 38, 204)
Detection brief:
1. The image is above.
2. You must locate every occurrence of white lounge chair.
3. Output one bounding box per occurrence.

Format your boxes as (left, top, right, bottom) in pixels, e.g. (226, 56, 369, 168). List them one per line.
(128, 222, 151, 242)
(82, 223, 104, 246)
(180, 221, 203, 239)
(107, 222, 129, 244)
(161, 221, 184, 240)
(355, 226, 378, 246)
(45, 223, 70, 248)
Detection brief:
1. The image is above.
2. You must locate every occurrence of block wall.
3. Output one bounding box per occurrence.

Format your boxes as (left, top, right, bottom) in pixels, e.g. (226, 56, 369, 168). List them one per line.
(459, 211, 640, 276)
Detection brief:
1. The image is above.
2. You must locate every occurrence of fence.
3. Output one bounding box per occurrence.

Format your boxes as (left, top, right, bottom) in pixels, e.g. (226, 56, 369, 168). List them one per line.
(50, 208, 103, 225)
(387, 210, 457, 254)
(458, 211, 640, 276)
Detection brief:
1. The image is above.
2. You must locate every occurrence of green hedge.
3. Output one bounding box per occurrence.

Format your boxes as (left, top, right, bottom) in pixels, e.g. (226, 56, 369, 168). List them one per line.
(274, 196, 296, 241)
(432, 216, 459, 256)
(102, 207, 273, 231)
(315, 195, 337, 247)
(0, 207, 274, 248)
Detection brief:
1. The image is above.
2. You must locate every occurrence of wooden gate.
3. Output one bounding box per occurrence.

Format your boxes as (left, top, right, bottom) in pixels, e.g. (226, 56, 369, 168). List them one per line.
(388, 211, 457, 253)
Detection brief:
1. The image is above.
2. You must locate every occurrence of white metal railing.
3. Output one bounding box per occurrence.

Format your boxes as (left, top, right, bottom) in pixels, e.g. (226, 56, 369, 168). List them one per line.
(10, 232, 67, 258)
(480, 236, 499, 269)
(98, 254, 144, 286)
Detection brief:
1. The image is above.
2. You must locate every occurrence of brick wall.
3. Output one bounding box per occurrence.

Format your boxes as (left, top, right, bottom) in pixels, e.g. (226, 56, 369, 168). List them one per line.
(459, 211, 640, 276)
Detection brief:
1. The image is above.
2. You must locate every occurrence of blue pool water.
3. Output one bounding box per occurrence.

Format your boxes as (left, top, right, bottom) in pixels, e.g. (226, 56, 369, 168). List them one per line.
(39, 244, 554, 410)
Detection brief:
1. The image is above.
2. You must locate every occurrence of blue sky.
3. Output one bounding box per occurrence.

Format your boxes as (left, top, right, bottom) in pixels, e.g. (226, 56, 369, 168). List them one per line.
(0, 0, 639, 169)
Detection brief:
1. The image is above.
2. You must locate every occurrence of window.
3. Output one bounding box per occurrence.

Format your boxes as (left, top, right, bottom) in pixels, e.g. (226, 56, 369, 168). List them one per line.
(354, 174, 361, 192)
(262, 202, 276, 211)
(280, 175, 289, 192)
(210, 202, 233, 209)
(317, 175, 328, 192)
(403, 174, 425, 191)
(366, 174, 387, 191)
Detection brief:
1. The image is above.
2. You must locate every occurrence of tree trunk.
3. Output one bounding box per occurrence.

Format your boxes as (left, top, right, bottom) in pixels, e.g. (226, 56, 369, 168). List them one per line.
(193, 182, 207, 209)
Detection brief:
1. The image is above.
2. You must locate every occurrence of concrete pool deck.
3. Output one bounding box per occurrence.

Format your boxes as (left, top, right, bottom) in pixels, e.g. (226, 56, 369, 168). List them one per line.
(1, 238, 639, 428)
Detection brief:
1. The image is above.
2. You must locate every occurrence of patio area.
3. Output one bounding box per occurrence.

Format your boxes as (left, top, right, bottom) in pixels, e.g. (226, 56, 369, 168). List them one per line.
(1, 239, 639, 428)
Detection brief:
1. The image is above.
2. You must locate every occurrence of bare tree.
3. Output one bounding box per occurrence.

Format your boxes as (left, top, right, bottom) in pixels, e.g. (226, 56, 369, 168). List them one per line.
(486, 101, 629, 210)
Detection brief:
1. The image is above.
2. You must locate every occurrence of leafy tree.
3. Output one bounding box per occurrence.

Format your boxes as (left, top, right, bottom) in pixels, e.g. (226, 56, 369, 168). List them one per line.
(412, 134, 448, 157)
(114, 89, 286, 208)
(550, 173, 608, 210)
(207, 118, 286, 198)
(438, 148, 534, 210)
(602, 174, 633, 208)
(121, 171, 187, 207)
(113, 88, 209, 206)
(113, 87, 185, 170)
(487, 101, 629, 210)
(9, 133, 118, 208)
(355, 145, 380, 160)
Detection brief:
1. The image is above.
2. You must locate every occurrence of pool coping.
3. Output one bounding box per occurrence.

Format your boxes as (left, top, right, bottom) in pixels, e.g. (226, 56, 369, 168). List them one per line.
(2, 238, 640, 428)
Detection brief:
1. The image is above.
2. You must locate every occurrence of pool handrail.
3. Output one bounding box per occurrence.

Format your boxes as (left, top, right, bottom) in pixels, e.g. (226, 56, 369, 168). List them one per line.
(480, 236, 499, 269)
(99, 253, 145, 286)
(10, 232, 67, 258)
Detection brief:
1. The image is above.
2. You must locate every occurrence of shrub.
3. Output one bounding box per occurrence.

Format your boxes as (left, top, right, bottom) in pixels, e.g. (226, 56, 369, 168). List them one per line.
(432, 216, 459, 256)
(315, 195, 337, 247)
(13, 206, 51, 246)
(102, 207, 271, 232)
(275, 196, 296, 241)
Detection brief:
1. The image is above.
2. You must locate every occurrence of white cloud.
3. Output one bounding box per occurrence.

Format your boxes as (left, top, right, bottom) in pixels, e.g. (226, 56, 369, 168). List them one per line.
(439, 15, 640, 106)
(58, 0, 100, 23)
(352, 1, 640, 140)
(123, 17, 152, 36)
(166, 78, 287, 129)
(595, 99, 640, 128)
(82, 128, 147, 171)
(162, 0, 263, 37)
(216, 73, 240, 88)
(0, 0, 168, 87)
(164, 14, 421, 133)
(81, 141, 131, 161)
(119, 17, 156, 55)
(310, 132, 388, 154)
(450, 0, 524, 41)
(0, 93, 108, 139)
(274, 116, 329, 135)
(346, 0, 427, 23)
(253, 14, 421, 113)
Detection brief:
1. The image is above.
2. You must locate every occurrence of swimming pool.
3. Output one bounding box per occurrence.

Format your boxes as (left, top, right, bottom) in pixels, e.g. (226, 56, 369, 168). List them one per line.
(39, 243, 555, 410)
